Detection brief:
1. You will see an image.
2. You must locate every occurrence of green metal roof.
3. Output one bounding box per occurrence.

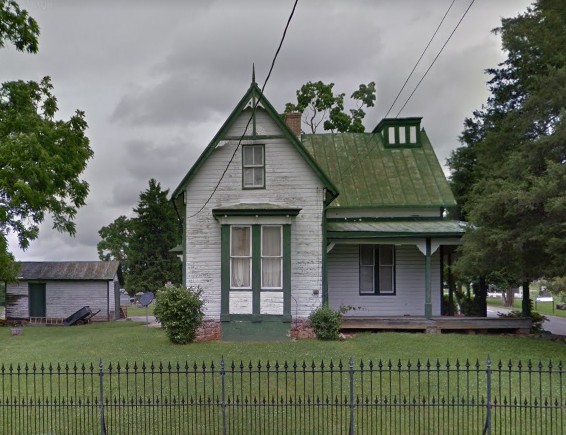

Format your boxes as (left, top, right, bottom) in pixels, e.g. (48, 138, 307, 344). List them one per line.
(212, 203, 301, 217)
(327, 220, 466, 238)
(302, 130, 456, 209)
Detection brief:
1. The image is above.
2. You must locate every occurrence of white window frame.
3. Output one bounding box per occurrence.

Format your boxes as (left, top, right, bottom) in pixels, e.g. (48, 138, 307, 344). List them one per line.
(242, 144, 265, 188)
(230, 225, 252, 289)
(261, 225, 283, 289)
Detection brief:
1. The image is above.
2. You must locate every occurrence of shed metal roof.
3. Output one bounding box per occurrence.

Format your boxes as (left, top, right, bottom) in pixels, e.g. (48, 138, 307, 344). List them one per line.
(301, 131, 456, 209)
(17, 261, 123, 283)
(327, 220, 466, 238)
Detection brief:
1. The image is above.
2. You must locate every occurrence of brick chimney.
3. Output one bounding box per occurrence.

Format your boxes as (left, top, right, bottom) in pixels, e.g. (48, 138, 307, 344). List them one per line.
(284, 112, 302, 137)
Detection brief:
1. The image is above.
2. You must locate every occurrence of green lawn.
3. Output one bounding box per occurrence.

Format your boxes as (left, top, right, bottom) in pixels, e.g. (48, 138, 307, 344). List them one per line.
(2, 321, 564, 434)
(124, 302, 155, 317)
(487, 297, 566, 319)
(1, 320, 564, 366)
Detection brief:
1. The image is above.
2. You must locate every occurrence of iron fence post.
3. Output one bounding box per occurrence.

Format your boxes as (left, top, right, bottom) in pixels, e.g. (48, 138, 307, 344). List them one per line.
(99, 358, 106, 435)
(221, 358, 226, 435)
(483, 354, 492, 435)
(349, 357, 355, 435)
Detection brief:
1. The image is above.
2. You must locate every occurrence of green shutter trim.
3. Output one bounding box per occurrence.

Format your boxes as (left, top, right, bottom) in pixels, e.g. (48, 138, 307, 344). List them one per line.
(252, 225, 261, 316)
(283, 224, 291, 316)
(221, 225, 230, 317)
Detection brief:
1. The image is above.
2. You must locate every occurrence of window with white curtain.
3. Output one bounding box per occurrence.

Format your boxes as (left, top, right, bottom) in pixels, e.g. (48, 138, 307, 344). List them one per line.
(230, 226, 251, 288)
(261, 226, 282, 289)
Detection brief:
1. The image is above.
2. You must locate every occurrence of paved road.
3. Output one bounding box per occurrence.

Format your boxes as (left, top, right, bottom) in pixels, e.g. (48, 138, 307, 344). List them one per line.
(487, 306, 566, 335)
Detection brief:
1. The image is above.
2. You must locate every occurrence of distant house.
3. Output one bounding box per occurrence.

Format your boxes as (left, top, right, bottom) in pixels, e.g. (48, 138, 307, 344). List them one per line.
(6, 261, 124, 323)
(171, 81, 464, 340)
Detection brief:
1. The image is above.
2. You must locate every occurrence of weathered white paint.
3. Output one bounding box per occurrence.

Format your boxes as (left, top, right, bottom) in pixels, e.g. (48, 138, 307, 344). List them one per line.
(260, 292, 284, 315)
(6, 279, 118, 321)
(184, 106, 325, 320)
(229, 292, 253, 314)
(327, 244, 442, 316)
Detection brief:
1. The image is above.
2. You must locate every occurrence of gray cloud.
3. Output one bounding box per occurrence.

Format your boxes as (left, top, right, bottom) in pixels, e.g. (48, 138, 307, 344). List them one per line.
(3, 0, 533, 262)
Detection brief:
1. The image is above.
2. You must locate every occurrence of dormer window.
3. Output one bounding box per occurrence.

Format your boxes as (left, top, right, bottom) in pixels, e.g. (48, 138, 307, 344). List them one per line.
(373, 117, 422, 148)
(242, 144, 265, 188)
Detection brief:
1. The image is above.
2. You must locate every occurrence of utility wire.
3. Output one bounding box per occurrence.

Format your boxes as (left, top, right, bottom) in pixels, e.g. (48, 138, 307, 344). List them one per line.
(338, 0, 475, 178)
(396, 0, 476, 117)
(383, 0, 457, 119)
(188, 0, 299, 219)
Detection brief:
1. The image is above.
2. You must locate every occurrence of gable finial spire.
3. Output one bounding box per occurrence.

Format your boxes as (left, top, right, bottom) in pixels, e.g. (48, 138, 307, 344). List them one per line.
(252, 63, 256, 85)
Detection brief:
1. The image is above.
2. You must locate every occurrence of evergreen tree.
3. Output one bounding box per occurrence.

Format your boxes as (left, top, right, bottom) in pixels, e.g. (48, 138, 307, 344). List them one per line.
(449, 0, 566, 313)
(97, 179, 182, 293)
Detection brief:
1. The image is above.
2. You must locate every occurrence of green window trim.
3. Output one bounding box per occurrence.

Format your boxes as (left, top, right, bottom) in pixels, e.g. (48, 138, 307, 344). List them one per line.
(242, 144, 265, 189)
(359, 245, 396, 296)
(221, 223, 291, 319)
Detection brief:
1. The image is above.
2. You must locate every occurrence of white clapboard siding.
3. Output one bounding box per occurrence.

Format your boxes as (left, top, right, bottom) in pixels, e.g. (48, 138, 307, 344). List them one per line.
(6, 280, 116, 320)
(327, 244, 441, 316)
(185, 107, 325, 320)
(6, 282, 28, 319)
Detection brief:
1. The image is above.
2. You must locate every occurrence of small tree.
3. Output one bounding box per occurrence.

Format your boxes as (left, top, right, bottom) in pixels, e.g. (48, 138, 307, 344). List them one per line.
(154, 285, 204, 344)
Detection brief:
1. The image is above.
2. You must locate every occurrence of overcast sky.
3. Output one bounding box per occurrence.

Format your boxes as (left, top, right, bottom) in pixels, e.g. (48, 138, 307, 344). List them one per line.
(2, 0, 532, 262)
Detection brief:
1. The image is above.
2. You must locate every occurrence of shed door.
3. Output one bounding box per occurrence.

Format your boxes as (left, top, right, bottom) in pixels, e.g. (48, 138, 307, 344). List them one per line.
(29, 283, 46, 317)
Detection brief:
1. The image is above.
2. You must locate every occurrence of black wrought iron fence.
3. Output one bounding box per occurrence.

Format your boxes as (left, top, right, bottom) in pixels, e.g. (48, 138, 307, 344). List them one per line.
(0, 356, 564, 434)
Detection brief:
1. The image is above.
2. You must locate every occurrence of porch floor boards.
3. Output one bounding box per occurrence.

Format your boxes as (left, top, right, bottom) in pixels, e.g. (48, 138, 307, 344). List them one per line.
(341, 316, 532, 334)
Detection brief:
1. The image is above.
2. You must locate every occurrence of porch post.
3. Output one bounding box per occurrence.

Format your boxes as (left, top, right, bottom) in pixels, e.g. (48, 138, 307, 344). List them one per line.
(425, 237, 432, 319)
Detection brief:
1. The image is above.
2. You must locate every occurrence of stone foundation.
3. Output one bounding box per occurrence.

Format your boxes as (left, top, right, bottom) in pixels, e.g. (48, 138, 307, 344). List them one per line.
(290, 319, 316, 340)
(195, 320, 222, 342)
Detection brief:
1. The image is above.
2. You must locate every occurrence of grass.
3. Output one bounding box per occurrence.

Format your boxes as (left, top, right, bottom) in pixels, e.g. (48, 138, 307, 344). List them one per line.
(2, 322, 564, 434)
(1, 320, 564, 366)
(487, 297, 566, 319)
(124, 302, 155, 317)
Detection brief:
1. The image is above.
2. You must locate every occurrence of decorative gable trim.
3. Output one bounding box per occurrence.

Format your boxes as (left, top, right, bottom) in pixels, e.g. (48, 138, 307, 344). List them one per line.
(171, 82, 339, 204)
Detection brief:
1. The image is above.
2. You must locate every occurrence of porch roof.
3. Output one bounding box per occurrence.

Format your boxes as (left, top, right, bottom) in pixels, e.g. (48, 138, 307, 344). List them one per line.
(327, 220, 466, 238)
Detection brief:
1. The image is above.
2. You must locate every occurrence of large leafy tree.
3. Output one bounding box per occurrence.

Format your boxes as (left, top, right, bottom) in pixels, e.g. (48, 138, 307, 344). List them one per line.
(449, 0, 566, 314)
(284, 81, 376, 133)
(0, 1, 92, 280)
(0, 0, 39, 53)
(98, 179, 181, 293)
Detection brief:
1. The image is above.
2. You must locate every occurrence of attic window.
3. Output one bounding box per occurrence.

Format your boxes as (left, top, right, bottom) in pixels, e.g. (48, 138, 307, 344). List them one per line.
(409, 126, 417, 143)
(242, 144, 265, 189)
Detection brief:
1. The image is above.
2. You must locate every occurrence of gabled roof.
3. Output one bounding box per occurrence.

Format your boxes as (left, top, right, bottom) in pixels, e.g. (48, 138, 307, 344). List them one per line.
(301, 131, 456, 209)
(171, 82, 339, 203)
(17, 261, 123, 284)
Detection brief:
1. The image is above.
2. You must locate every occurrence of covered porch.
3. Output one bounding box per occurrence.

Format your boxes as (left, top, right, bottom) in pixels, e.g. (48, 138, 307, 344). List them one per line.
(325, 219, 465, 319)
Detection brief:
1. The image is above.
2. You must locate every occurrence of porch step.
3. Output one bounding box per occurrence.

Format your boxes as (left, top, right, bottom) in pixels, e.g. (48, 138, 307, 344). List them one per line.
(340, 316, 531, 334)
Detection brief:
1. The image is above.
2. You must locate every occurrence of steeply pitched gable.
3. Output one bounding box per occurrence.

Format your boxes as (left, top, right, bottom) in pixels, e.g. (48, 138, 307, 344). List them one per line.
(171, 82, 338, 204)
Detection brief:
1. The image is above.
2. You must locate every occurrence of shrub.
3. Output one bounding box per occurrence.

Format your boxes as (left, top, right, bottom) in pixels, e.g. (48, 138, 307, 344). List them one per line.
(308, 304, 342, 340)
(154, 285, 204, 344)
(497, 310, 548, 333)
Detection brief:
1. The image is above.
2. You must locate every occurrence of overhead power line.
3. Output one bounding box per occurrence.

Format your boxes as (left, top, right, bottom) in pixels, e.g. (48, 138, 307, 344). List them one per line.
(396, 0, 476, 117)
(338, 0, 476, 178)
(384, 0, 457, 119)
(188, 0, 299, 219)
